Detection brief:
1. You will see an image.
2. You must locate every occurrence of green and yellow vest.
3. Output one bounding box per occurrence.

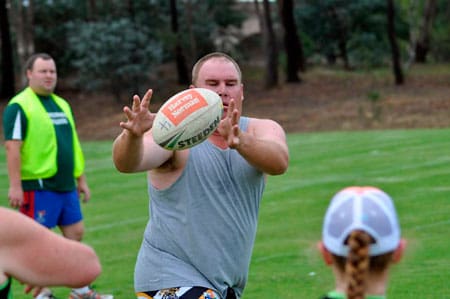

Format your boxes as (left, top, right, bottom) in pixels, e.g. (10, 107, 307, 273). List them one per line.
(9, 87, 84, 180)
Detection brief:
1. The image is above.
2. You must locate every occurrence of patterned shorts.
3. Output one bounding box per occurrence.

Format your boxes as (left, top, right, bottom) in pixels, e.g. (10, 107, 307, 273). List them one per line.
(20, 190, 82, 228)
(136, 287, 221, 299)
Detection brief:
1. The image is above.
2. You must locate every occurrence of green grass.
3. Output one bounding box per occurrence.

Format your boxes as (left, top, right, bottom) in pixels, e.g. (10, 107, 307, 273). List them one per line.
(2, 128, 449, 298)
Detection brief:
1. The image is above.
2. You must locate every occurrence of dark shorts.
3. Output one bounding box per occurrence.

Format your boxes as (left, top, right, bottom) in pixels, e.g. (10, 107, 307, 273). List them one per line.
(136, 286, 236, 299)
(20, 190, 82, 228)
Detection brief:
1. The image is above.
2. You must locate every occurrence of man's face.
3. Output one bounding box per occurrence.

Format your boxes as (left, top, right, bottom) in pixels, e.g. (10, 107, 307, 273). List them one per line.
(27, 58, 57, 96)
(194, 58, 244, 117)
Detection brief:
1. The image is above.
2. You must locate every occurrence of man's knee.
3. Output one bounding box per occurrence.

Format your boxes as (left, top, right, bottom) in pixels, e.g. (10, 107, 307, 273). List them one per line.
(61, 221, 84, 241)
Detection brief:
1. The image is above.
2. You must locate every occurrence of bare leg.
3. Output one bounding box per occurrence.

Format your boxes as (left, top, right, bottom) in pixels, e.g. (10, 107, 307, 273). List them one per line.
(60, 221, 85, 241)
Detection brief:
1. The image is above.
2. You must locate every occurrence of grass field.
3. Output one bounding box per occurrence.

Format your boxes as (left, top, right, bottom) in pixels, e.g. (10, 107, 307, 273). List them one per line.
(1, 128, 449, 298)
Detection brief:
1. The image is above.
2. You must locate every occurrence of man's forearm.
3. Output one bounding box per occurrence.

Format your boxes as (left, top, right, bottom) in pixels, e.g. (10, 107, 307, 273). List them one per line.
(112, 130, 145, 173)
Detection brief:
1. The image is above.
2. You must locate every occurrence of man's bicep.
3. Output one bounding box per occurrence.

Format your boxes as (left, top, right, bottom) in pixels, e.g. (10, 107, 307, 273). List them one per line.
(253, 118, 287, 143)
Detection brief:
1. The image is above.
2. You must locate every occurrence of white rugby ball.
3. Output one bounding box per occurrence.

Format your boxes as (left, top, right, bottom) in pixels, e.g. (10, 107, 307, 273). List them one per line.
(152, 88, 223, 150)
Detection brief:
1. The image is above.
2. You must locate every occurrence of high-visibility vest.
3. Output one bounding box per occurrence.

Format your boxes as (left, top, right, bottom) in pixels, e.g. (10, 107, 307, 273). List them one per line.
(9, 87, 85, 180)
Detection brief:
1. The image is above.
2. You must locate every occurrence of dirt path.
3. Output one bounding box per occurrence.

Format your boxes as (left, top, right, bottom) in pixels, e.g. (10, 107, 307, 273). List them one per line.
(2, 65, 448, 140)
(70, 65, 450, 140)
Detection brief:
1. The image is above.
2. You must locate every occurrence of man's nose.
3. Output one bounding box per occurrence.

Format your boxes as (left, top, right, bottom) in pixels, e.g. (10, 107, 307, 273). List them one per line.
(216, 83, 227, 96)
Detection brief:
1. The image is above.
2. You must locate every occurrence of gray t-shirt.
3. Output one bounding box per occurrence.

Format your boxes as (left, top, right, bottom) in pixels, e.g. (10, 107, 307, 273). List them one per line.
(135, 117, 265, 299)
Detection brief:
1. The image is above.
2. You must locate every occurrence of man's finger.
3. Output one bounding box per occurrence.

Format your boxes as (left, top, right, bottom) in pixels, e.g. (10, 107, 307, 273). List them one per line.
(141, 89, 153, 110)
(228, 99, 235, 118)
(132, 95, 141, 111)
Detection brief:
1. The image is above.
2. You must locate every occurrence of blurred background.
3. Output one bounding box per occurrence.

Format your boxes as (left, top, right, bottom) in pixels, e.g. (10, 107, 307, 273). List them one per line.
(1, 2, 449, 298)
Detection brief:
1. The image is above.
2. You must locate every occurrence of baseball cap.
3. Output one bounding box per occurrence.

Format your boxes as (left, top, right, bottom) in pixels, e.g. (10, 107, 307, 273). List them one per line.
(322, 186, 401, 256)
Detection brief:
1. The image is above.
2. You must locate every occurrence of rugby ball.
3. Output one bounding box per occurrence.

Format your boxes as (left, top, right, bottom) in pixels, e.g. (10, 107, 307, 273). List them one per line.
(152, 88, 223, 150)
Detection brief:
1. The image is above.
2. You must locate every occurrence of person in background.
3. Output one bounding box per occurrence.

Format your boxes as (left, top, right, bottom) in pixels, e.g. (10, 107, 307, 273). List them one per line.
(318, 186, 406, 299)
(0, 207, 102, 299)
(112, 52, 289, 299)
(2, 53, 112, 299)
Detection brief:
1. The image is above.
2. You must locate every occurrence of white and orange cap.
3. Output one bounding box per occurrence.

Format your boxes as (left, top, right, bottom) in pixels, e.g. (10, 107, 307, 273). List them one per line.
(322, 186, 401, 256)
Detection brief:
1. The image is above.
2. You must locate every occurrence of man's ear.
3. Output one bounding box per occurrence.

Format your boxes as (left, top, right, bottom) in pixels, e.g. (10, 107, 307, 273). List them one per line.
(318, 241, 333, 265)
(189, 84, 195, 89)
(392, 238, 407, 263)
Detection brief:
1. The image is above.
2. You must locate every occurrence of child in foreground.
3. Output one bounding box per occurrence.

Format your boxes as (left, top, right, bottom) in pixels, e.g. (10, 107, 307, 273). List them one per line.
(318, 186, 406, 299)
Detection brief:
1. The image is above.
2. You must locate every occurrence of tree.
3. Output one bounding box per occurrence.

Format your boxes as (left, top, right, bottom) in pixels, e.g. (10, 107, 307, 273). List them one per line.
(179, 0, 246, 62)
(170, 0, 190, 85)
(277, 0, 304, 83)
(329, 4, 350, 69)
(9, 0, 35, 78)
(86, 0, 97, 21)
(0, 0, 15, 99)
(295, 1, 351, 68)
(415, 0, 437, 62)
(184, 0, 198, 63)
(67, 18, 163, 102)
(261, 0, 278, 88)
(296, 0, 400, 68)
(430, 0, 450, 61)
(386, 0, 404, 85)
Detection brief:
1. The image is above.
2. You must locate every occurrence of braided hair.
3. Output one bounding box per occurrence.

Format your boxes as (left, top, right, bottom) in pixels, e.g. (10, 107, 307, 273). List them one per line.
(345, 230, 371, 299)
(331, 230, 395, 299)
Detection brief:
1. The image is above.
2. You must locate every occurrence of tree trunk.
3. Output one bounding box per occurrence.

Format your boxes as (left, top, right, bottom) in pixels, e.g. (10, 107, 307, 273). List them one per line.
(87, 0, 97, 21)
(254, 0, 264, 34)
(127, 0, 142, 96)
(386, 0, 404, 85)
(405, 0, 419, 68)
(25, 0, 35, 56)
(415, 0, 437, 63)
(0, 0, 16, 99)
(170, 0, 190, 85)
(277, 0, 304, 83)
(10, 0, 25, 69)
(10, 0, 35, 86)
(330, 6, 350, 70)
(185, 0, 197, 63)
(262, 0, 278, 89)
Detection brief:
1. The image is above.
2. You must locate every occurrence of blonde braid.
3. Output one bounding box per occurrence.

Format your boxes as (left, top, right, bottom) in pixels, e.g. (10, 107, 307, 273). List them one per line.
(345, 230, 372, 299)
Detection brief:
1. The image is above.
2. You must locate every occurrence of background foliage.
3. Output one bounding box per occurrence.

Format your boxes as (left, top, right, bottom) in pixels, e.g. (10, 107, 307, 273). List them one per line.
(1, 0, 449, 100)
(0, 1, 449, 297)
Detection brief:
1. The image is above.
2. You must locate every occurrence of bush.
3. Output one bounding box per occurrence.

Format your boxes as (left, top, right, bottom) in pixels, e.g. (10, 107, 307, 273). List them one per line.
(67, 19, 163, 102)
